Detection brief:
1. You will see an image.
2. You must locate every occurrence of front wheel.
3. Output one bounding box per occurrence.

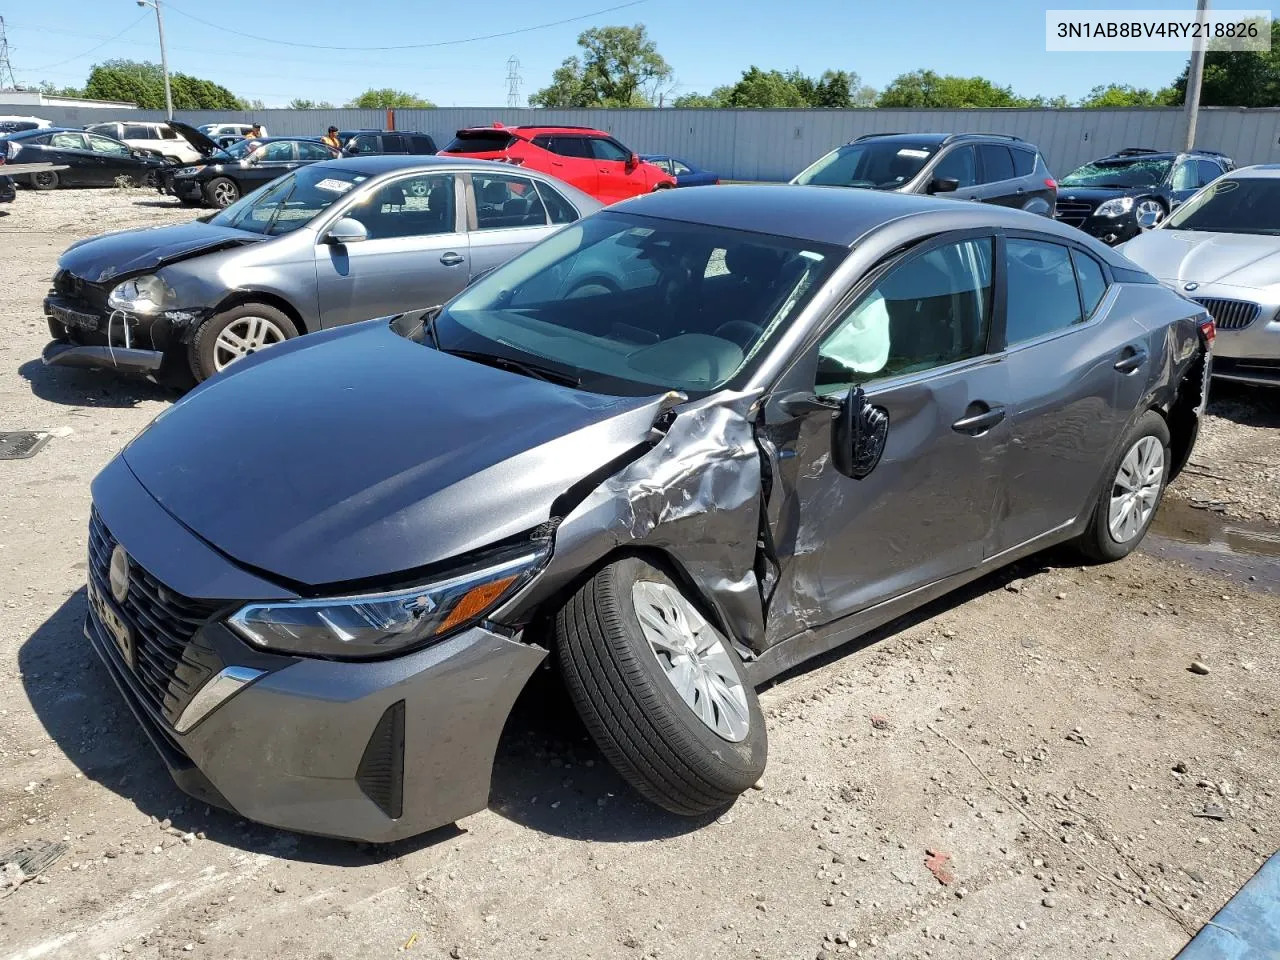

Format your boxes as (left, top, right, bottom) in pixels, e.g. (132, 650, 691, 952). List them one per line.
(555, 557, 767, 816)
(1135, 198, 1167, 230)
(188, 303, 298, 382)
(205, 176, 240, 208)
(1076, 410, 1171, 562)
(31, 170, 59, 190)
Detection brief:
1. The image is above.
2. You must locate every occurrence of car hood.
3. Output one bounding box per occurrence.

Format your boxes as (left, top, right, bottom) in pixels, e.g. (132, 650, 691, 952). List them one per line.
(58, 221, 263, 284)
(121, 320, 668, 587)
(1055, 185, 1144, 204)
(166, 120, 220, 157)
(1119, 229, 1280, 288)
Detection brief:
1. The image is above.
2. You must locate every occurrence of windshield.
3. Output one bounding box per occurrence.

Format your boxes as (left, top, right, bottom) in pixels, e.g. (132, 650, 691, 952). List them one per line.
(1165, 177, 1280, 235)
(793, 141, 935, 190)
(1060, 157, 1172, 188)
(433, 212, 841, 396)
(209, 165, 367, 236)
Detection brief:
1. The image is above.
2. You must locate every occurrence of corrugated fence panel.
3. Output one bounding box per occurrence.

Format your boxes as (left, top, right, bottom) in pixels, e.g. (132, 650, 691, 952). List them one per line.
(8, 103, 1280, 181)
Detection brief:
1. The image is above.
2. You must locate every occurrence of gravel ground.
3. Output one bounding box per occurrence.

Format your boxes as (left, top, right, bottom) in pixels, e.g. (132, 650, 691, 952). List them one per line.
(2, 189, 1279, 960)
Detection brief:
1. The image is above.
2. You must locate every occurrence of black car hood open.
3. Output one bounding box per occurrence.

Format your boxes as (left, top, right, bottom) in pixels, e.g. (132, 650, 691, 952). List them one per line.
(59, 221, 263, 284)
(166, 120, 221, 158)
(122, 321, 667, 588)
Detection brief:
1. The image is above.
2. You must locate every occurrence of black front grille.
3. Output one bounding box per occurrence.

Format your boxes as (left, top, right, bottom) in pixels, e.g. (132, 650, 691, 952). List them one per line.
(88, 510, 224, 726)
(1053, 200, 1094, 227)
(1194, 297, 1263, 331)
(52, 270, 109, 312)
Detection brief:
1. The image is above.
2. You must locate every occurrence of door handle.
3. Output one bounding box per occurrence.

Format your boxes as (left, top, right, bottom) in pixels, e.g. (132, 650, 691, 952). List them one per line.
(1114, 346, 1148, 373)
(439, 252, 465, 267)
(952, 405, 1006, 435)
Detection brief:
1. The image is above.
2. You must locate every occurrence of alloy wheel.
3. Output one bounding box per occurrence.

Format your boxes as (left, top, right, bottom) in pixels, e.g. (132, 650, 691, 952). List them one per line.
(212, 315, 288, 371)
(631, 580, 751, 742)
(1135, 199, 1165, 230)
(1108, 435, 1165, 543)
(211, 182, 238, 207)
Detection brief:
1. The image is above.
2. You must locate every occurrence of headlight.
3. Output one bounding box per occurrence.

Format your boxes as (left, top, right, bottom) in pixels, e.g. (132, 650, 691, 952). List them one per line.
(227, 546, 548, 659)
(107, 274, 172, 314)
(174, 166, 200, 177)
(1096, 197, 1135, 218)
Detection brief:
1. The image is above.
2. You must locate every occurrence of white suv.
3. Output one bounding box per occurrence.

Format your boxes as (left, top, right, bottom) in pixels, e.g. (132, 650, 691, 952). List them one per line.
(84, 121, 201, 164)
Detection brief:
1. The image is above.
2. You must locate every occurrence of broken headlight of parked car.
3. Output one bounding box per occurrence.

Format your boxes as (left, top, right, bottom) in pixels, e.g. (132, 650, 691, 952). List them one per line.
(106, 274, 173, 314)
(229, 544, 549, 659)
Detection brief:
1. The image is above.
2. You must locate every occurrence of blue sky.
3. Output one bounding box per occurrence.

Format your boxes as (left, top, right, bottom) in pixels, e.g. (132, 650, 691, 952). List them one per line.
(5, 0, 1225, 108)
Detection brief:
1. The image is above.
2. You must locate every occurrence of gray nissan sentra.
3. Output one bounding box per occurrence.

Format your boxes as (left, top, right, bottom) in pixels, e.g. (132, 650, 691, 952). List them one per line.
(86, 185, 1213, 841)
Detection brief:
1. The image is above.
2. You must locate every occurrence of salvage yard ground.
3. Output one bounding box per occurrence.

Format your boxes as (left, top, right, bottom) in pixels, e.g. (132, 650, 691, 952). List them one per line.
(1, 188, 1279, 960)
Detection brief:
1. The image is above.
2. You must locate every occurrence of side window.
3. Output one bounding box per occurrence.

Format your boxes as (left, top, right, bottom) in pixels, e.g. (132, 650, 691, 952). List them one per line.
(1071, 248, 1108, 318)
(122, 124, 153, 140)
(473, 173, 549, 229)
(978, 144, 1016, 184)
(551, 136, 592, 159)
(410, 136, 434, 154)
(87, 134, 129, 156)
(1004, 239, 1084, 345)
(1171, 161, 1197, 191)
(816, 237, 993, 391)
(1010, 148, 1036, 177)
(381, 134, 406, 153)
(1196, 159, 1223, 187)
(345, 174, 457, 239)
(672, 159, 693, 176)
(86, 123, 116, 137)
(261, 141, 296, 162)
(297, 141, 334, 161)
(51, 132, 87, 150)
(531, 134, 554, 151)
(353, 135, 380, 154)
(534, 181, 580, 224)
(160, 127, 179, 140)
(931, 146, 977, 188)
(588, 137, 631, 162)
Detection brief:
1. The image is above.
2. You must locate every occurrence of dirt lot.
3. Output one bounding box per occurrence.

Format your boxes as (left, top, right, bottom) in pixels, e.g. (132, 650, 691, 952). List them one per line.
(1, 188, 1279, 960)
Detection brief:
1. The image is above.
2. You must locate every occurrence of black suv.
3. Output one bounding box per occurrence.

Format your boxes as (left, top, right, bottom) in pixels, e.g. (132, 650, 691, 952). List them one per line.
(1053, 147, 1234, 245)
(791, 132, 1058, 216)
(338, 130, 437, 156)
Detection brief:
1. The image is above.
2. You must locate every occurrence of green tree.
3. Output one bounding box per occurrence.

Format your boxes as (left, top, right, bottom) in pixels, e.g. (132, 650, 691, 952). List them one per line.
(37, 80, 85, 98)
(346, 88, 435, 109)
(83, 59, 243, 109)
(1170, 18, 1280, 106)
(671, 91, 724, 108)
(1078, 83, 1177, 107)
(288, 98, 336, 109)
(672, 67, 877, 109)
(877, 69, 1040, 108)
(529, 24, 672, 107)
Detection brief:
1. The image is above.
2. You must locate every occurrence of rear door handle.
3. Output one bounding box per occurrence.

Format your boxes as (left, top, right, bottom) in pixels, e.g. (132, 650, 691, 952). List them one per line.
(439, 252, 465, 267)
(1114, 346, 1149, 373)
(952, 406, 1006, 435)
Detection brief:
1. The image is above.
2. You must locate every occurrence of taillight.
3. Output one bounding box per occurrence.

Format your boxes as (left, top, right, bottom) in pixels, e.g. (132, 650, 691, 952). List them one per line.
(1044, 178, 1057, 190)
(1199, 316, 1216, 347)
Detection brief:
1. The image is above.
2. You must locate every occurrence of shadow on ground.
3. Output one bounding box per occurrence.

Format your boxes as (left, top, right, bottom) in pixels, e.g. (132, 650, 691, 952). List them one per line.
(1207, 382, 1280, 430)
(19, 358, 176, 409)
(20, 591, 457, 866)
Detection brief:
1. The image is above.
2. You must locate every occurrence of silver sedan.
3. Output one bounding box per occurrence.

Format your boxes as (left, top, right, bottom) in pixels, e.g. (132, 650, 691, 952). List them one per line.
(42, 155, 601, 385)
(1119, 164, 1280, 387)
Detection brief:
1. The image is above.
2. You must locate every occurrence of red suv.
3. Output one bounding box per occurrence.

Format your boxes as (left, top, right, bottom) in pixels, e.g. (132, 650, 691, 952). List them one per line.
(439, 124, 675, 203)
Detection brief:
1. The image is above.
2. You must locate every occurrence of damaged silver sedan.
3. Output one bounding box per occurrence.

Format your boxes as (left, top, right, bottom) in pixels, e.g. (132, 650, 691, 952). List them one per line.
(86, 185, 1213, 841)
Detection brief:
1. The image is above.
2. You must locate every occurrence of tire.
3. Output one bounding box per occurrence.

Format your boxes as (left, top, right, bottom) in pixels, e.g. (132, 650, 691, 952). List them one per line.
(188, 303, 299, 382)
(555, 556, 767, 816)
(205, 177, 240, 208)
(1135, 197, 1167, 231)
(1076, 410, 1171, 563)
(31, 170, 59, 190)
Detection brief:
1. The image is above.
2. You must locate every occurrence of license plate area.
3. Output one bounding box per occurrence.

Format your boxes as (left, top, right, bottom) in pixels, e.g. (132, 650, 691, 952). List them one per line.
(88, 577, 135, 670)
(49, 302, 100, 331)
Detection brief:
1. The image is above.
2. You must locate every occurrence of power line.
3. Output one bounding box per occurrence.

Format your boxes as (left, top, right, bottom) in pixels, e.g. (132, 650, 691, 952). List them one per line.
(17, 13, 150, 74)
(506, 55, 522, 108)
(161, 0, 647, 51)
(0, 18, 17, 89)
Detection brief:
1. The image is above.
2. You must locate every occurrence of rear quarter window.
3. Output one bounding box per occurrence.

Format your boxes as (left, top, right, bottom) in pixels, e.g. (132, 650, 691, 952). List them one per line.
(1011, 148, 1036, 177)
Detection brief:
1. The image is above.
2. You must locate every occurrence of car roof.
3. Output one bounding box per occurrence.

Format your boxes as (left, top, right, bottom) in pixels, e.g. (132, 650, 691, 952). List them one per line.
(457, 124, 607, 138)
(611, 184, 1110, 249)
(320, 154, 557, 177)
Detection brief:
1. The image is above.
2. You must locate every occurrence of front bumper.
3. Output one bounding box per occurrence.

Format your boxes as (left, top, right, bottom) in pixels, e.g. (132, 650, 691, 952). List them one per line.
(87, 458, 547, 842)
(159, 172, 204, 202)
(43, 292, 207, 376)
(1173, 285, 1280, 386)
(1053, 209, 1141, 245)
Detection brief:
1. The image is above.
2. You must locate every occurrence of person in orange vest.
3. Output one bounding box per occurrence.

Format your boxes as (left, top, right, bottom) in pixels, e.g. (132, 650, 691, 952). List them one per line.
(322, 126, 342, 151)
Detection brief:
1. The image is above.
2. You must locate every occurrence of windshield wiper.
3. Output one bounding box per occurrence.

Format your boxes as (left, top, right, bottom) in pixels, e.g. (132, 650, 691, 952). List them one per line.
(444, 348, 581, 387)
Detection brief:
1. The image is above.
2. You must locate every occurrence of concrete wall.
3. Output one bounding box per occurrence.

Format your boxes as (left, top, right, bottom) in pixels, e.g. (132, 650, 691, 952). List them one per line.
(6, 103, 1280, 182)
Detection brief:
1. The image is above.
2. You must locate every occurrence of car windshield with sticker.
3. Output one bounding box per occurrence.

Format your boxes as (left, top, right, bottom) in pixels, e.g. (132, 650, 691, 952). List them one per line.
(210, 167, 367, 236)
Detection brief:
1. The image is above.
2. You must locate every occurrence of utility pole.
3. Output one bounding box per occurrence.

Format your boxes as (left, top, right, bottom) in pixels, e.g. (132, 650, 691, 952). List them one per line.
(0, 18, 18, 91)
(506, 56, 522, 109)
(137, 0, 174, 119)
(1183, 0, 1210, 151)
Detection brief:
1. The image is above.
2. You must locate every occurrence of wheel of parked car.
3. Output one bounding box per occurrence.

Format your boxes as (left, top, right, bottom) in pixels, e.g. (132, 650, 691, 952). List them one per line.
(205, 177, 240, 208)
(1076, 411, 1171, 563)
(189, 303, 299, 382)
(1135, 198, 1167, 230)
(31, 170, 59, 190)
(555, 556, 767, 816)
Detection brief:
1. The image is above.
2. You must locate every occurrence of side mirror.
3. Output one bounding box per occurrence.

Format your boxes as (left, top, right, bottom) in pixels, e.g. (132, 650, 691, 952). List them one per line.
(928, 177, 959, 195)
(325, 217, 368, 245)
(831, 386, 889, 480)
(626, 153, 639, 171)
